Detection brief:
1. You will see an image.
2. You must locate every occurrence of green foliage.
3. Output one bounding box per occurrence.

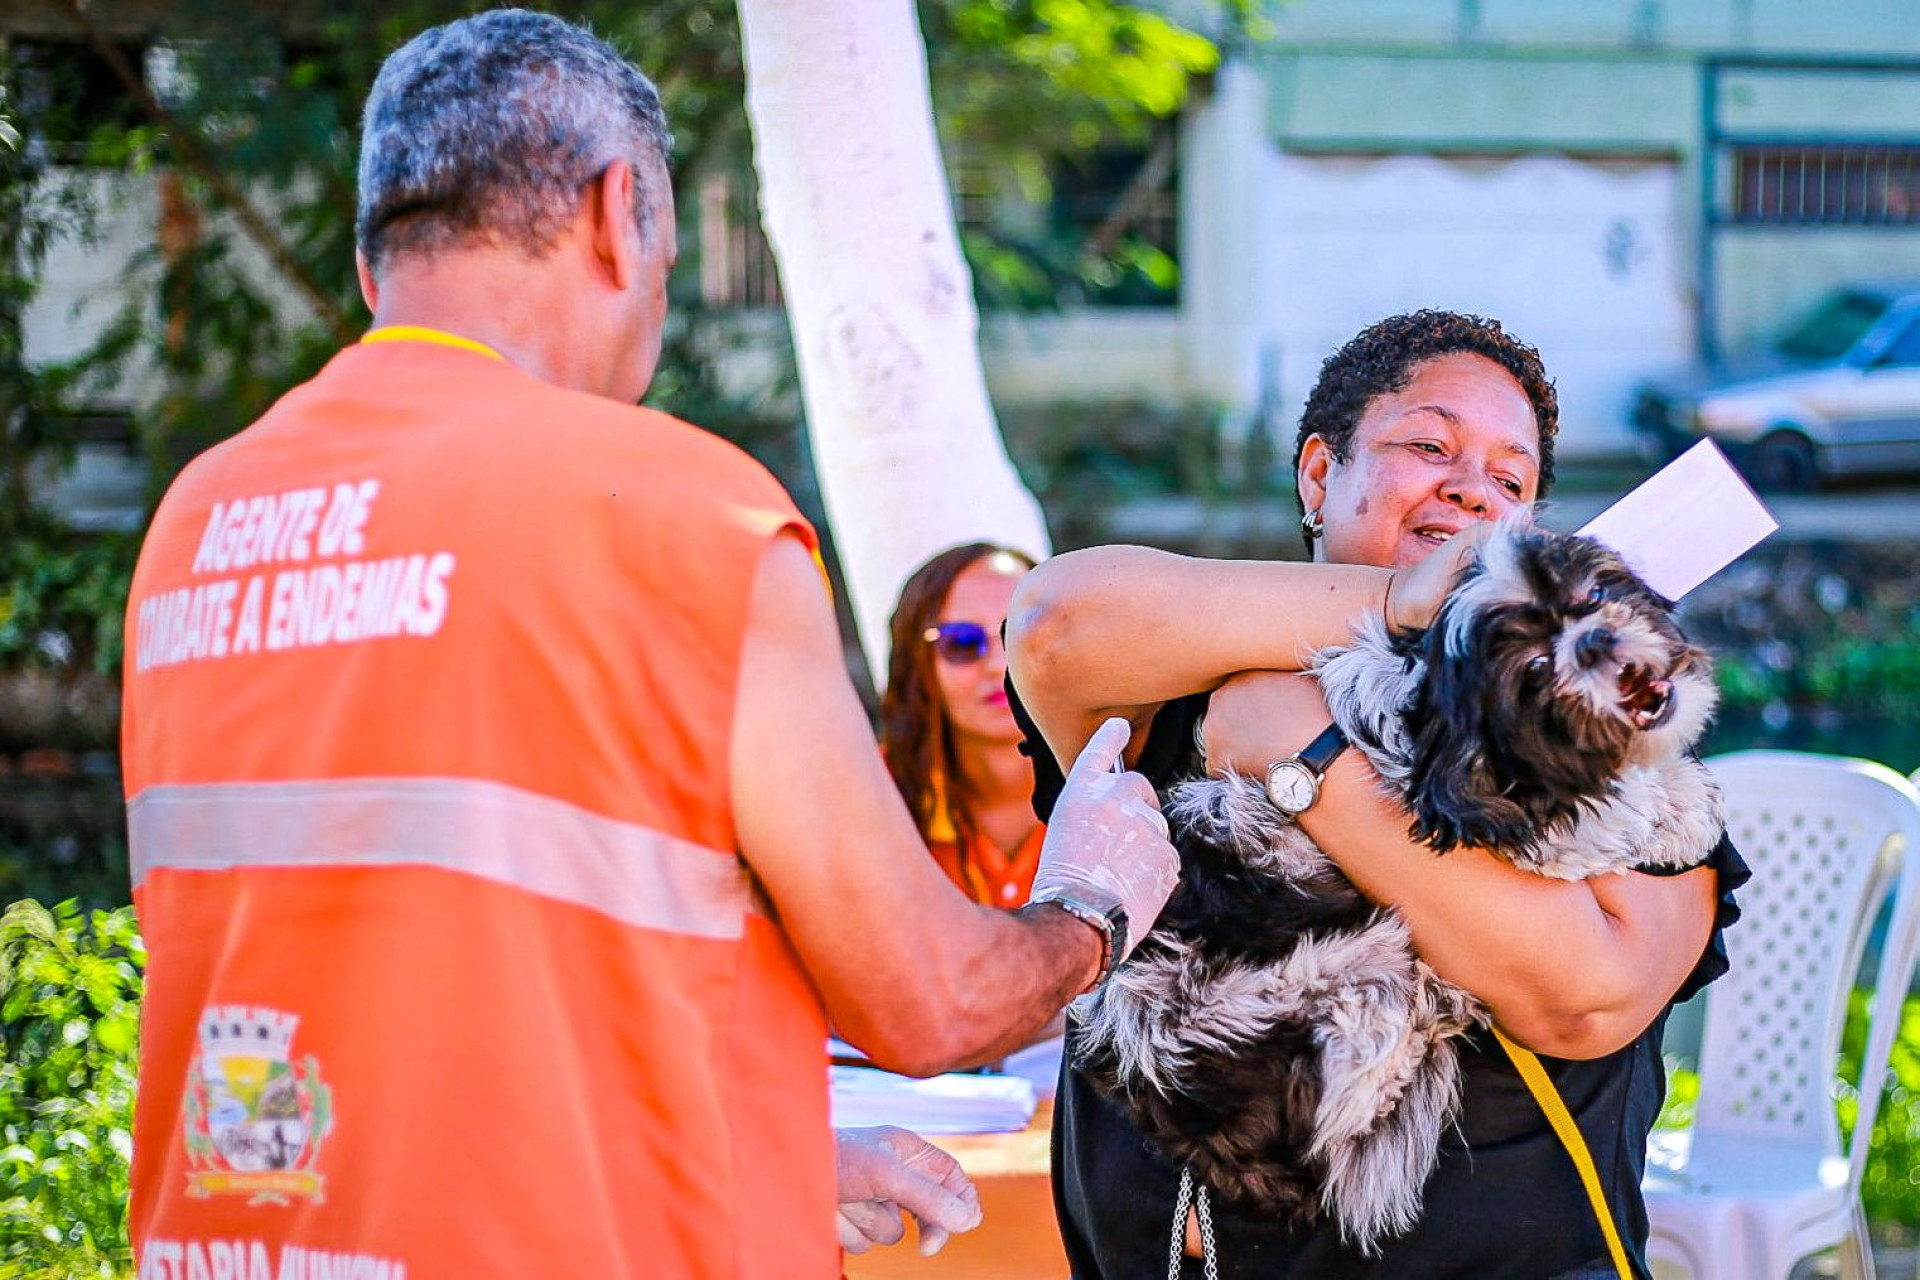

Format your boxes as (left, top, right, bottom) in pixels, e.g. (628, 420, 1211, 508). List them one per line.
(0, 777, 130, 916)
(1805, 633, 1920, 707)
(0, 899, 143, 1278)
(1687, 544, 1920, 775)
(936, 0, 1219, 139)
(0, 526, 137, 679)
(1004, 400, 1249, 499)
(1, 74, 93, 531)
(47, 2, 371, 479)
(1838, 988, 1920, 1242)
(1716, 631, 1920, 719)
(2, 45, 135, 760)
(1655, 1058, 1699, 1133)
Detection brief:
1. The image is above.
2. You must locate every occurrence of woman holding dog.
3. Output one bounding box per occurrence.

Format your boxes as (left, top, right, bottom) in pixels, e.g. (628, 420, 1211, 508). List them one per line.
(1007, 310, 1746, 1279)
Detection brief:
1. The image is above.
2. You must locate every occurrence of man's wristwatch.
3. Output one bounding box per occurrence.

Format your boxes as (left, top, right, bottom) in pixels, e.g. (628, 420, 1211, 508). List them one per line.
(1264, 723, 1350, 816)
(1037, 894, 1129, 993)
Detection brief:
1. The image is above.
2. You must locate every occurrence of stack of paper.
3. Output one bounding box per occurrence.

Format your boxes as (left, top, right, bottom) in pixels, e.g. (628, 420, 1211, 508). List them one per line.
(829, 1065, 1038, 1134)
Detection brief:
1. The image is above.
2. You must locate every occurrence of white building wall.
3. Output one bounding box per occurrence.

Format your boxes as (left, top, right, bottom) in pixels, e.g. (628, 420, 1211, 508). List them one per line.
(980, 309, 1185, 406)
(1261, 152, 1692, 456)
(24, 170, 157, 379)
(24, 167, 328, 403)
(1177, 58, 1274, 411)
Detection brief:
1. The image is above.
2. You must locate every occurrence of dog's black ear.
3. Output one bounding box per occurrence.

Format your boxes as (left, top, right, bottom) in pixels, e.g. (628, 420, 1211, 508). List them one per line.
(1402, 617, 1537, 855)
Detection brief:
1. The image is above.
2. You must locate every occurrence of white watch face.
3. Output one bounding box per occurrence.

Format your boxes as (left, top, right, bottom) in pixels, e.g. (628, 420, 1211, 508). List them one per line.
(1267, 760, 1319, 814)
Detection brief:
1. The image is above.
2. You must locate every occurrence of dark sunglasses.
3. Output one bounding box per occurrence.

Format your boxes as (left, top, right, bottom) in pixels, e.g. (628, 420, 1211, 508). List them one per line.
(922, 620, 994, 665)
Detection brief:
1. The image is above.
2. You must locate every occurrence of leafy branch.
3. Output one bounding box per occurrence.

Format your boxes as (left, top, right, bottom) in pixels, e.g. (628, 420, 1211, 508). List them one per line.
(59, 0, 356, 344)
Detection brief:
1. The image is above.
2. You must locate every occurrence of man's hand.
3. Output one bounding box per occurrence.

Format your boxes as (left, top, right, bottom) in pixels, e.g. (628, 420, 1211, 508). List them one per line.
(1029, 717, 1180, 964)
(1383, 520, 1507, 632)
(835, 1125, 983, 1256)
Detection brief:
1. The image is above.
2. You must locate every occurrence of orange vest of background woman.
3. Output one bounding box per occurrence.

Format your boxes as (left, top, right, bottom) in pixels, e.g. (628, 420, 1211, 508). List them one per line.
(121, 334, 835, 1279)
(924, 780, 1046, 907)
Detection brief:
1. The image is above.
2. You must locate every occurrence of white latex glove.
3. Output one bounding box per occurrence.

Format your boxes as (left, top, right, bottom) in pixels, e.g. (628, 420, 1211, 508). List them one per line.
(835, 1125, 983, 1256)
(1029, 717, 1180, 965)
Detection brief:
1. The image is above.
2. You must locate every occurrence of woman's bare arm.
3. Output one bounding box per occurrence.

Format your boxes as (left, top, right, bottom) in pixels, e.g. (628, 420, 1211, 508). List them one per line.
(1005, 533, 1487, 770)
(1006, 548, 1388, 766)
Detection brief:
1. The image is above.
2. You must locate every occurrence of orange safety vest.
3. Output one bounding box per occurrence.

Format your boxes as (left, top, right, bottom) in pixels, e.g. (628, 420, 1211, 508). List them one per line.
(122, 329, 836, 1280)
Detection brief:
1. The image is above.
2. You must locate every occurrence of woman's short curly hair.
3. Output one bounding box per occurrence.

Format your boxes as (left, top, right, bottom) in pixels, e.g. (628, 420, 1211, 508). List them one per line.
(1291, 310, 1559, 506)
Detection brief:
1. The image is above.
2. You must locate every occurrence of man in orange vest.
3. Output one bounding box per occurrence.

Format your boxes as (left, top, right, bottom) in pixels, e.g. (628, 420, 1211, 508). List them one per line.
(121, 10, 1179, 1279)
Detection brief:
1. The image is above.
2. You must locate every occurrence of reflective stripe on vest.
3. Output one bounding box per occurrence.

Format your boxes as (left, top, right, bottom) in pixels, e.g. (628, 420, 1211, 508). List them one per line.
(129, 776, 750, 939)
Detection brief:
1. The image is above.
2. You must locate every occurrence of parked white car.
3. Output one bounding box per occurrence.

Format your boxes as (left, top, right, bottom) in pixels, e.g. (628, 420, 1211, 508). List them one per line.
(1631, 286, 1920, 490)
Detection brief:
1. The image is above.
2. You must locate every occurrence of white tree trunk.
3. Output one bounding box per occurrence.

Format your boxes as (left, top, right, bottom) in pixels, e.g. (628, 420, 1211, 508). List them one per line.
(737, 0, 1050, 683)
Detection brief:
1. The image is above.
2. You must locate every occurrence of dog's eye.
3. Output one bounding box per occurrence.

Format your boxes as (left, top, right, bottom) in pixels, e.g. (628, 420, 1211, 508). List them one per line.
(1526, 653, 1552, 678)
(1586, 584, 1607, 608)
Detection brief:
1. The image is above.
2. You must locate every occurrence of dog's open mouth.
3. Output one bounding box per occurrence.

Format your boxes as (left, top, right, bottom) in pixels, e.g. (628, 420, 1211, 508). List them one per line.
(1619, 665, 1675, 729)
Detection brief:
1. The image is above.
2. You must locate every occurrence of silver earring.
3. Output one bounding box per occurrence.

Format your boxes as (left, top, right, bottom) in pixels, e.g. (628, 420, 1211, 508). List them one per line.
(1300, 508, 1324, 540)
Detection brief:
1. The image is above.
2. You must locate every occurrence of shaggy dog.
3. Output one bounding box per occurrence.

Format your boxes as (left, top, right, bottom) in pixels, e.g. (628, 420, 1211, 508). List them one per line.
(1072, 522, 1724, 1255)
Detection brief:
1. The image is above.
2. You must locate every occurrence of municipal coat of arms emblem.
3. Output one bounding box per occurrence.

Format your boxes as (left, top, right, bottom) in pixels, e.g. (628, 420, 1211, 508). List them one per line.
(182, 1005, 334, 1205)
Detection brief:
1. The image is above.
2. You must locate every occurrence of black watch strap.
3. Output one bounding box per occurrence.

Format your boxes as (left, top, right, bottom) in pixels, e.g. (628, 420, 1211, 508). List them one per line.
(1297, 723, 1350, 776)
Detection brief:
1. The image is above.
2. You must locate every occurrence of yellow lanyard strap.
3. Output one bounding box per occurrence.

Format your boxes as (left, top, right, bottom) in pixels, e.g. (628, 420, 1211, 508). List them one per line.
(1492, 1028, 1634, 1280)
(359, 324, 505, 361)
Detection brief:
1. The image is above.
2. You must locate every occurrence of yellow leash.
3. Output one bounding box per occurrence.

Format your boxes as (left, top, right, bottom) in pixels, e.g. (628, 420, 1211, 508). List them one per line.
(1492, 1028, 1634, 1280)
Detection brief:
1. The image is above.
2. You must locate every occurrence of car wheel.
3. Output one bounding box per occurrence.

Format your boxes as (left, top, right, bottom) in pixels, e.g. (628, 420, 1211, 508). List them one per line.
(1744, 432, 1820, 492)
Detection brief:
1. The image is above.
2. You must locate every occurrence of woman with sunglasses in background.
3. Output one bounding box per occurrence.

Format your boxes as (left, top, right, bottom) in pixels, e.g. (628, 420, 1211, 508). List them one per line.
(881, 543, 1042, 909)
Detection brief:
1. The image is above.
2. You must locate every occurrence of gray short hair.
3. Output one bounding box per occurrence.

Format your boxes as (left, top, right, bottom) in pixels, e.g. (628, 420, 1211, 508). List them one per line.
(356, 8, 673, 271)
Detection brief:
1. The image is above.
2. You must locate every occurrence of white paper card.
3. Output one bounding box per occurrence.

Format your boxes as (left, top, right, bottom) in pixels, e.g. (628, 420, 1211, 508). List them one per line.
(1575, 439, 1778, 601)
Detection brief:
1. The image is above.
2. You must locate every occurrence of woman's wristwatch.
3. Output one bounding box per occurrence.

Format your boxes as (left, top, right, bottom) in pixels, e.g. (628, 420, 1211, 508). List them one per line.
(1264, 723, 1350, 816)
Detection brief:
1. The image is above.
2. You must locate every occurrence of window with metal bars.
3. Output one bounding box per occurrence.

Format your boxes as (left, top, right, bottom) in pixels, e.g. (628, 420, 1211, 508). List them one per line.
(1731, 143, 1920, 226)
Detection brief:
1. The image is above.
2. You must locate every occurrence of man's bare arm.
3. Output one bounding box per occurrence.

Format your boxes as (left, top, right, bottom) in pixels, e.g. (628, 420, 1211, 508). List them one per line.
(731, 534, 1169, 1074)
(1006, 534, 1484, 769)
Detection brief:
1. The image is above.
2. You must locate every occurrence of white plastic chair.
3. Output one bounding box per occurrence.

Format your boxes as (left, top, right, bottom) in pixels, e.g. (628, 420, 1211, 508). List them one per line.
(1644, 751, 1920, 1280)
